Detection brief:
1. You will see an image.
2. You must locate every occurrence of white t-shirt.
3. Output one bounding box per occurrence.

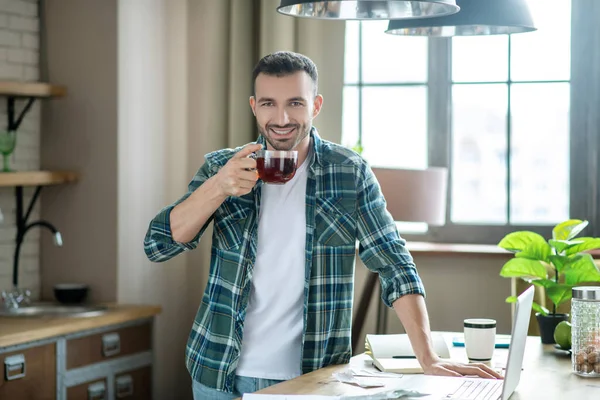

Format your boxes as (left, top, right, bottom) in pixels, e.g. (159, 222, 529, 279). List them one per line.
(235, 149, 312, 380)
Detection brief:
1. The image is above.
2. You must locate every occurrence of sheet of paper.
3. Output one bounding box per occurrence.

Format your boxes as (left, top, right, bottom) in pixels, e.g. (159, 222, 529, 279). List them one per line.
(243, 395, 340, 400)
(332, 371, 386, 388)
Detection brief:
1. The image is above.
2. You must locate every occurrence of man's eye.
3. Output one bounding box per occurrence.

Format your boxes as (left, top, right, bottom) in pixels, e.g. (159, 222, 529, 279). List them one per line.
(261, 102, 273, 107)
(291, 102, 302, 107)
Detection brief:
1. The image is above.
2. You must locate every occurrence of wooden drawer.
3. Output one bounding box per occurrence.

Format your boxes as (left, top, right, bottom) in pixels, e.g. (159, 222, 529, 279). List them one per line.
(67, 323, 151, 369)
(114, 366, 152, 399)
(0, 343, 56, 400)
(67, 378, 108, 400)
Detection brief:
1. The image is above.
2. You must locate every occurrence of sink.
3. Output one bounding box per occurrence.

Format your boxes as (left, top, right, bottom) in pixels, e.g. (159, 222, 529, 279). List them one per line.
(0, 302, 108, 318)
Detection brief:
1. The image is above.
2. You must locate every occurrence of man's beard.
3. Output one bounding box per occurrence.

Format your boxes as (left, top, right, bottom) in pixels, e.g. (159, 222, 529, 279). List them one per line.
(257, 122, 311, 151)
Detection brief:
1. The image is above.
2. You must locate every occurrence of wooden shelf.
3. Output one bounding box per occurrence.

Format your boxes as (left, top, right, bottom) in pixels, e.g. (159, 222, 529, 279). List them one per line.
(0, 171, 78, 187)
(0, 81, 66, 98)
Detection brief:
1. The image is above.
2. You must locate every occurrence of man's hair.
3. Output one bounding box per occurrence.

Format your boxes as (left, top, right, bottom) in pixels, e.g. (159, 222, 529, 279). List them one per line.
(252, 51, 318, 97)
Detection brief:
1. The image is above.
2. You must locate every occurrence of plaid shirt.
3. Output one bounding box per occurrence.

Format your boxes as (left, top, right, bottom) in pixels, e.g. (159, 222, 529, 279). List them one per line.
(144, 129, 425, 393)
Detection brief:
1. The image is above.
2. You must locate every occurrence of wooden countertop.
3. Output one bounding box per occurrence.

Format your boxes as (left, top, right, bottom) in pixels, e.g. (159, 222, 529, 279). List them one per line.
(0, 304, 161, 348)
(250, 335, 589, 399)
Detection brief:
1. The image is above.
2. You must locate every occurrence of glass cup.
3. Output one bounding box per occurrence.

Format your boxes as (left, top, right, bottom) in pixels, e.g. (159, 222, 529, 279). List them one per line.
(255, 149, 298, 184)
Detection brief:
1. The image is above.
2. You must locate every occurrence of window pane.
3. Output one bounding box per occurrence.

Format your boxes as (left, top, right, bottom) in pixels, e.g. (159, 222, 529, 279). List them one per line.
(361, 21, 428, 84)
(510, 83, 570, 224)
(451, 84, 508, 224)
(361, 86, 427, 169)
(344, 21, 359, 84)
(452, 36, 509, 82)
(510, 0, 571, 81)
(341, 86, 359, 149)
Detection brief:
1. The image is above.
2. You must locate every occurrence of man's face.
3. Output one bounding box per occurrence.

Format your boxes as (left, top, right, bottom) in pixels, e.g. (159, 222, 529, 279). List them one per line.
(250, 71, 323, 151)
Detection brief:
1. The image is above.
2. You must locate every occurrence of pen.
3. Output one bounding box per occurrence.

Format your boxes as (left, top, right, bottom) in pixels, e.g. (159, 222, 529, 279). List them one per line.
(392, 355, 417, 359)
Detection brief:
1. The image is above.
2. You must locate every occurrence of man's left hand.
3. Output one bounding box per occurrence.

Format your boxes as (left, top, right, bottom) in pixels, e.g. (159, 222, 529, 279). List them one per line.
(423, 359, 503, 379)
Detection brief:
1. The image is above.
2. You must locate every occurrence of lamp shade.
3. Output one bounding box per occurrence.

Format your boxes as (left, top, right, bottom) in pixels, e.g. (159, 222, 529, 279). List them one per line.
(386, 0, 536, 36)
(277, 0, 459, 20)
(371, 166, 448, 226)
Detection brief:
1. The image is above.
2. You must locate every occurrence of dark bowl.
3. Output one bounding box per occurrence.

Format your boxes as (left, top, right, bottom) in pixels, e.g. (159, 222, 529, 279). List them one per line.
(54, 284, 89, 304)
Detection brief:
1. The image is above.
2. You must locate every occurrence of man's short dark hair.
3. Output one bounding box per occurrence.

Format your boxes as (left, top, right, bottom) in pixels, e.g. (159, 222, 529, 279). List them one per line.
(252, 51, 318, 97)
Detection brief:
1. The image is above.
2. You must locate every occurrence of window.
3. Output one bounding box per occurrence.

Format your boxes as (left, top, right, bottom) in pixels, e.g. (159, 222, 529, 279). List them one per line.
(342, 0, 584, 244)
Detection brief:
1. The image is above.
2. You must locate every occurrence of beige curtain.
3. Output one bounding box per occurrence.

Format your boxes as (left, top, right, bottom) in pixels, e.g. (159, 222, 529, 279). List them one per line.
(184, 0, 346, 337)
(187, 0, 346, 158)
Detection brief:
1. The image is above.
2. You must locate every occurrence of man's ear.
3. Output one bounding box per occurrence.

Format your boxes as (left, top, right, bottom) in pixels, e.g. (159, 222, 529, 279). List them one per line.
(249, 96, 256, 116)
(312, 94, 324, 118)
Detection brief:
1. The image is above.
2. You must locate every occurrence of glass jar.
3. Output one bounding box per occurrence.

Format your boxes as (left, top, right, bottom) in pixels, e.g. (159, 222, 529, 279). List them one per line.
(572, 286, 600, 377)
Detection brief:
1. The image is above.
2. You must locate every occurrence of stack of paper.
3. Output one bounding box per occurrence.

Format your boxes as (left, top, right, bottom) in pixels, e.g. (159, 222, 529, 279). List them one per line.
(364, 333, 450, 374)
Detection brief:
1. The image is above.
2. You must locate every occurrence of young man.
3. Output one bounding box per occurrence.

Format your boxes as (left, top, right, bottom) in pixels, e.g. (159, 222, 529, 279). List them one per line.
(144, 51, 501, 400)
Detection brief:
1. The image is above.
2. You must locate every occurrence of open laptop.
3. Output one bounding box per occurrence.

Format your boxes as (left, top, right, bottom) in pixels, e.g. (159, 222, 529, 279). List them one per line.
(399, 285, 535, 400)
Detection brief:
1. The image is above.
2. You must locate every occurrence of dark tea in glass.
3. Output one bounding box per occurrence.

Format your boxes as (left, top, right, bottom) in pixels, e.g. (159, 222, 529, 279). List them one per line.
(255, 150, 298, 184)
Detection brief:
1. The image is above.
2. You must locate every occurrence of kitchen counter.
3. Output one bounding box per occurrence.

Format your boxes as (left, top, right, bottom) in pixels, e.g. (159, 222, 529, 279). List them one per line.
(0, 303, 161, 348)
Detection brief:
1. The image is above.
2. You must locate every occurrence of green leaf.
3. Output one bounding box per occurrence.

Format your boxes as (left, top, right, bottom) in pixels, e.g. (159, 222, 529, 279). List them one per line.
(515, 241, 552, 262)
(563, 254, 600, 285)
(546, 284, 573, 308)
(553, 219, 588, 241)
(530, 279, 555, 288)
(506, 296, 549, 315)
(565, 237, 600, 256)
(532, 302, 550, 316)
(498, 231, 548, 253)
(549, 239, 584, 255)
(548, 255, 571, 273)
(500, 258, 547, 280)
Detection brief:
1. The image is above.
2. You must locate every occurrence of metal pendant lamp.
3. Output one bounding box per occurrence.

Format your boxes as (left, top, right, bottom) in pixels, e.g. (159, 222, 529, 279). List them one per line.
(386, 0, 536, 36)
(277, 0, 459, 20)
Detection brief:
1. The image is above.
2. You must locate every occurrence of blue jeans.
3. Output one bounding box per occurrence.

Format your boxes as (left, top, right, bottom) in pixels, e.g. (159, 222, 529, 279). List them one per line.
(192, 376, 284, 400)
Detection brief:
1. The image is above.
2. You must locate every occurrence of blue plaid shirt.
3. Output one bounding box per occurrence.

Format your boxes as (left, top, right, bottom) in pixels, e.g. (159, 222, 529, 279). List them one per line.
(143, 129, 425, 393)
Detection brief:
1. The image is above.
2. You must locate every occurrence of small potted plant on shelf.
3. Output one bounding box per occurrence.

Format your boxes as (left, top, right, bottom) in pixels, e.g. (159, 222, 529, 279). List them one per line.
(498, 219, 600, 344)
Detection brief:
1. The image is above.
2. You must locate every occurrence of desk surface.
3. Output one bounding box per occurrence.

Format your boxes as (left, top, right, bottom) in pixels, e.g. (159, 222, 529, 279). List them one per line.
(251, 335, 594, 399)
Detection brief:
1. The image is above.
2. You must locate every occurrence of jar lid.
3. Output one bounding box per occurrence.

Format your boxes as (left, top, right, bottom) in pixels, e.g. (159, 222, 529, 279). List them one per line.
(573, 286, 600, 300)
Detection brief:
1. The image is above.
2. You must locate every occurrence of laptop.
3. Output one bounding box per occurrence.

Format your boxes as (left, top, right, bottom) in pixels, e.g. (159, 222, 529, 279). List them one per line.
(398, 285, 535, 400)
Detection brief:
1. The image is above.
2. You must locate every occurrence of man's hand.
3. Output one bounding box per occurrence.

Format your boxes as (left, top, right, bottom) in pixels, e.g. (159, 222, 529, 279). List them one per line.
(423, 358, 503, 379)
(215, 143, 262, 197)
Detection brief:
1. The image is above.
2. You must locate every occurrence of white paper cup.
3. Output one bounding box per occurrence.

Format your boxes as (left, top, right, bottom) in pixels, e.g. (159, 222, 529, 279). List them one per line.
(464, 318, 496, 362)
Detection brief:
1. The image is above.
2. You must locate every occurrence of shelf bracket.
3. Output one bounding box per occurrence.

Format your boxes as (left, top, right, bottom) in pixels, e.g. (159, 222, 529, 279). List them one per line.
(7, 96, 36, 132)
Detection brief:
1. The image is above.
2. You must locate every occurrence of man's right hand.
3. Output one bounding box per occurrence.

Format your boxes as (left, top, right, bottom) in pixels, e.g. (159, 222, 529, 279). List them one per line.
(214, 143, 262, 198)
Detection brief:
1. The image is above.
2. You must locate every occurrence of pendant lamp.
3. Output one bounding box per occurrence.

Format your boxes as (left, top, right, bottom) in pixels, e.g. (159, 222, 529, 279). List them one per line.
(277, 0, 459, 20)
(386, 0, 536, 36)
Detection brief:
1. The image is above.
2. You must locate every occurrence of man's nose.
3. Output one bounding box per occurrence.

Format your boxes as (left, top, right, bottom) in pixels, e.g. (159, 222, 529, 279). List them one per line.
(274, 107, 290, 126)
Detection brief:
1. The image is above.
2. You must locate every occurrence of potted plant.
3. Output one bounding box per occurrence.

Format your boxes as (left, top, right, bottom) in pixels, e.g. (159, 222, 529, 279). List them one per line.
(498, 219, 600, 344)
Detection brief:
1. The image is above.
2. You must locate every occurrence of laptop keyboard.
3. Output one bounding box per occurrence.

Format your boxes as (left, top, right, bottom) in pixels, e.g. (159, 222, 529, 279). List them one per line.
(446, 379, 503, 400)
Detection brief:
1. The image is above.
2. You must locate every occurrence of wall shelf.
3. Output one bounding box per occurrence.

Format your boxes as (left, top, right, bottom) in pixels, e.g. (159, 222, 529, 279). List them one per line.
(0, 82, 72, 291)
(0, 81, 67, 98)
(0, 171, 78, 187)
(0, 81, 66, 133)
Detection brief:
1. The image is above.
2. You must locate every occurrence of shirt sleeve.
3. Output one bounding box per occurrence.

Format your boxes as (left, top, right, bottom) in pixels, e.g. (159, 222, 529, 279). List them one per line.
(143, 162, 214, 263)
(355, 162, 426, 307)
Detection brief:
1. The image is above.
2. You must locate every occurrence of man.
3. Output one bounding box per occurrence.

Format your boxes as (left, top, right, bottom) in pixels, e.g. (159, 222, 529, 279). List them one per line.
(144, 51, 501, 400)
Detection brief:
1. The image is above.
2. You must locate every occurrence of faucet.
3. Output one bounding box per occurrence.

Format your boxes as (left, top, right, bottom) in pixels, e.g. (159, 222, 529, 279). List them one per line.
(4, 221, 63, 309)
(2, 186, 64, 309)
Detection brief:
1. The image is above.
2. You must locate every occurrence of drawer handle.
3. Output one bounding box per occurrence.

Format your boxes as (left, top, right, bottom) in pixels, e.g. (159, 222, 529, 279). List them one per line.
(4, 354, 26, 381)
(116, 374, 134, 398)
(102, 332, 121, 357)
(87, 381, 106, 400)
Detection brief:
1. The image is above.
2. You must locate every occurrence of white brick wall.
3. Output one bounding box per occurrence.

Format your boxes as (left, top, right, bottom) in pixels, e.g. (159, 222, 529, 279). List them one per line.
(0, 0, 41, 298)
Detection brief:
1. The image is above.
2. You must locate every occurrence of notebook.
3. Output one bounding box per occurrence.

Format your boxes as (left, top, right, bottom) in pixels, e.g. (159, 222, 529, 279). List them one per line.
(364, 332, 451, 374)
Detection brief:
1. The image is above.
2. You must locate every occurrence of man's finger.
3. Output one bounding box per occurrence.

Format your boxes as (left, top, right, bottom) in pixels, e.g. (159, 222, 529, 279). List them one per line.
(449, 365, 498, 380)
(237, 157, 258, 169)
(232, 143, 263, 159)
(238, 170, 259, 182)
(434, 366, 461, 377)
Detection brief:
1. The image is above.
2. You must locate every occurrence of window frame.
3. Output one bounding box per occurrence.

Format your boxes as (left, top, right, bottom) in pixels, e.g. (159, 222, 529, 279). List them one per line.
(346, 1, 600, 244)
